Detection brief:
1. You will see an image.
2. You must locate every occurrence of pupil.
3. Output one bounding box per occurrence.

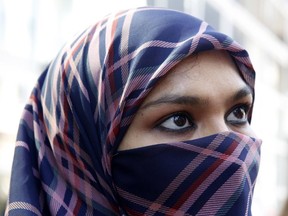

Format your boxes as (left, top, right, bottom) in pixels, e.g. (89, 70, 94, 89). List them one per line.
(234, 108, 245, 119)
(173, 115, 187, 126)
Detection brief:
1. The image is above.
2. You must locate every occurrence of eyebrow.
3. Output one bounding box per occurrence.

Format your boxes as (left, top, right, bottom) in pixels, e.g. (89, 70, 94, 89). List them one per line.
(232, 85, 253, 102)
(140, 86, 253, 110)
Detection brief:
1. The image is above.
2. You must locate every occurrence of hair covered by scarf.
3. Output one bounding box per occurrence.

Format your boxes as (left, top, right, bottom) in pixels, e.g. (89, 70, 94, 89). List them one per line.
(5, 7, 256, 215)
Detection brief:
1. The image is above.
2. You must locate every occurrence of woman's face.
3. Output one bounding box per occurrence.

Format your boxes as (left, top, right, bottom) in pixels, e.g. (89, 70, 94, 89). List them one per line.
(119, 50, 256, 150)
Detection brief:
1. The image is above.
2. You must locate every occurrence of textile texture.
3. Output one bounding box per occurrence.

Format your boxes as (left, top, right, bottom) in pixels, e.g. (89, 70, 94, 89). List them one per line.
(6, 7, 259, 216)
(112, 132, 261, 216)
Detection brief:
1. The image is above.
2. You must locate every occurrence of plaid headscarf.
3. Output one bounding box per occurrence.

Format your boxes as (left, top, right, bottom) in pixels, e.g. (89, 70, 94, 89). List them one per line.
(5, 7, 260, 215)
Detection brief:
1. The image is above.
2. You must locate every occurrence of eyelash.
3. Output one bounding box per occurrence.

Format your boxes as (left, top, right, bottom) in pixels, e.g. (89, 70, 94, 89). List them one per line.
(154, 111, 196, 134)
(154, 103, 252, 134)
(225, 103, 252, 125)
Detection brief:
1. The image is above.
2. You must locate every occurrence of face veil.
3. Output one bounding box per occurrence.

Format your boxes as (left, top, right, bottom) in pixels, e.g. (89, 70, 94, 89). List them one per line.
(112, 132, 261, 215)
(5, 7, 259, 216)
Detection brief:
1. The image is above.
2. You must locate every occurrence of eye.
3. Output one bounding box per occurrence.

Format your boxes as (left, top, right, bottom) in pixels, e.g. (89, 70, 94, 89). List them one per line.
(226, 104, 251, 125)
(156, 112, 195, 133)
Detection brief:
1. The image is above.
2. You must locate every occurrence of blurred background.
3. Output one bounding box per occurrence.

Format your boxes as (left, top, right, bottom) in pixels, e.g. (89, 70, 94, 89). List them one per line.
(1, 0, 288, 215)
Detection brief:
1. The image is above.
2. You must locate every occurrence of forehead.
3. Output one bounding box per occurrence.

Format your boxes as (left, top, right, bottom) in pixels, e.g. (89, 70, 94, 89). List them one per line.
(142, 50, 248, 103)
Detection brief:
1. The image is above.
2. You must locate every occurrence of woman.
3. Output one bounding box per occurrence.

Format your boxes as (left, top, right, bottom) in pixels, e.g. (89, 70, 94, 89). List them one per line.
(5, 7, 261, 216)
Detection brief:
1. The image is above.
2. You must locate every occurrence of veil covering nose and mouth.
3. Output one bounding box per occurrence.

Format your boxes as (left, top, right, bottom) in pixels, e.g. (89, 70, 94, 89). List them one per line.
(6, 7, 260, 216)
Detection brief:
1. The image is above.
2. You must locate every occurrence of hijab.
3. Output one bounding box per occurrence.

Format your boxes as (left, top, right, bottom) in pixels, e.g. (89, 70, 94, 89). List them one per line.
(5, 7, 260, 215)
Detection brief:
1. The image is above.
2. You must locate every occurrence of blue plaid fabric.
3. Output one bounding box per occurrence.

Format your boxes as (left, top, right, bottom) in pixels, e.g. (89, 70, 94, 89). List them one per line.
(5, 7, 259, 215)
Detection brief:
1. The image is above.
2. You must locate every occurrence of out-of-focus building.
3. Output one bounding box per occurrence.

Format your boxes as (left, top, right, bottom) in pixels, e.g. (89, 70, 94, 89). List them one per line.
(1, 0, 287, 215)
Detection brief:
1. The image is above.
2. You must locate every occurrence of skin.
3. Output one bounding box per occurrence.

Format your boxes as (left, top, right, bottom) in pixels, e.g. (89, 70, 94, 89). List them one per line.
(119, 50, 256, 150)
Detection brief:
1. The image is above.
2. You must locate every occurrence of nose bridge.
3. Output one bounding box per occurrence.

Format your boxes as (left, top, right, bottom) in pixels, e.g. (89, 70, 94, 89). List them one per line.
(201, 117, 229, 137)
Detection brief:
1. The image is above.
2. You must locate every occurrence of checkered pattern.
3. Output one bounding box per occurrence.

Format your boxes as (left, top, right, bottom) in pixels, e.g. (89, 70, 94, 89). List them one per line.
(6, 7, 259, 215)
(113, 132, 261, 215)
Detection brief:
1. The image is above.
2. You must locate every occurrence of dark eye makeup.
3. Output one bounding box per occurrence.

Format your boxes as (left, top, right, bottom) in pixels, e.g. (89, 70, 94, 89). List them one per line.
(225, 103, 252, 126)
(153, 102, 252, 134)
(154, 112, 196, 134)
